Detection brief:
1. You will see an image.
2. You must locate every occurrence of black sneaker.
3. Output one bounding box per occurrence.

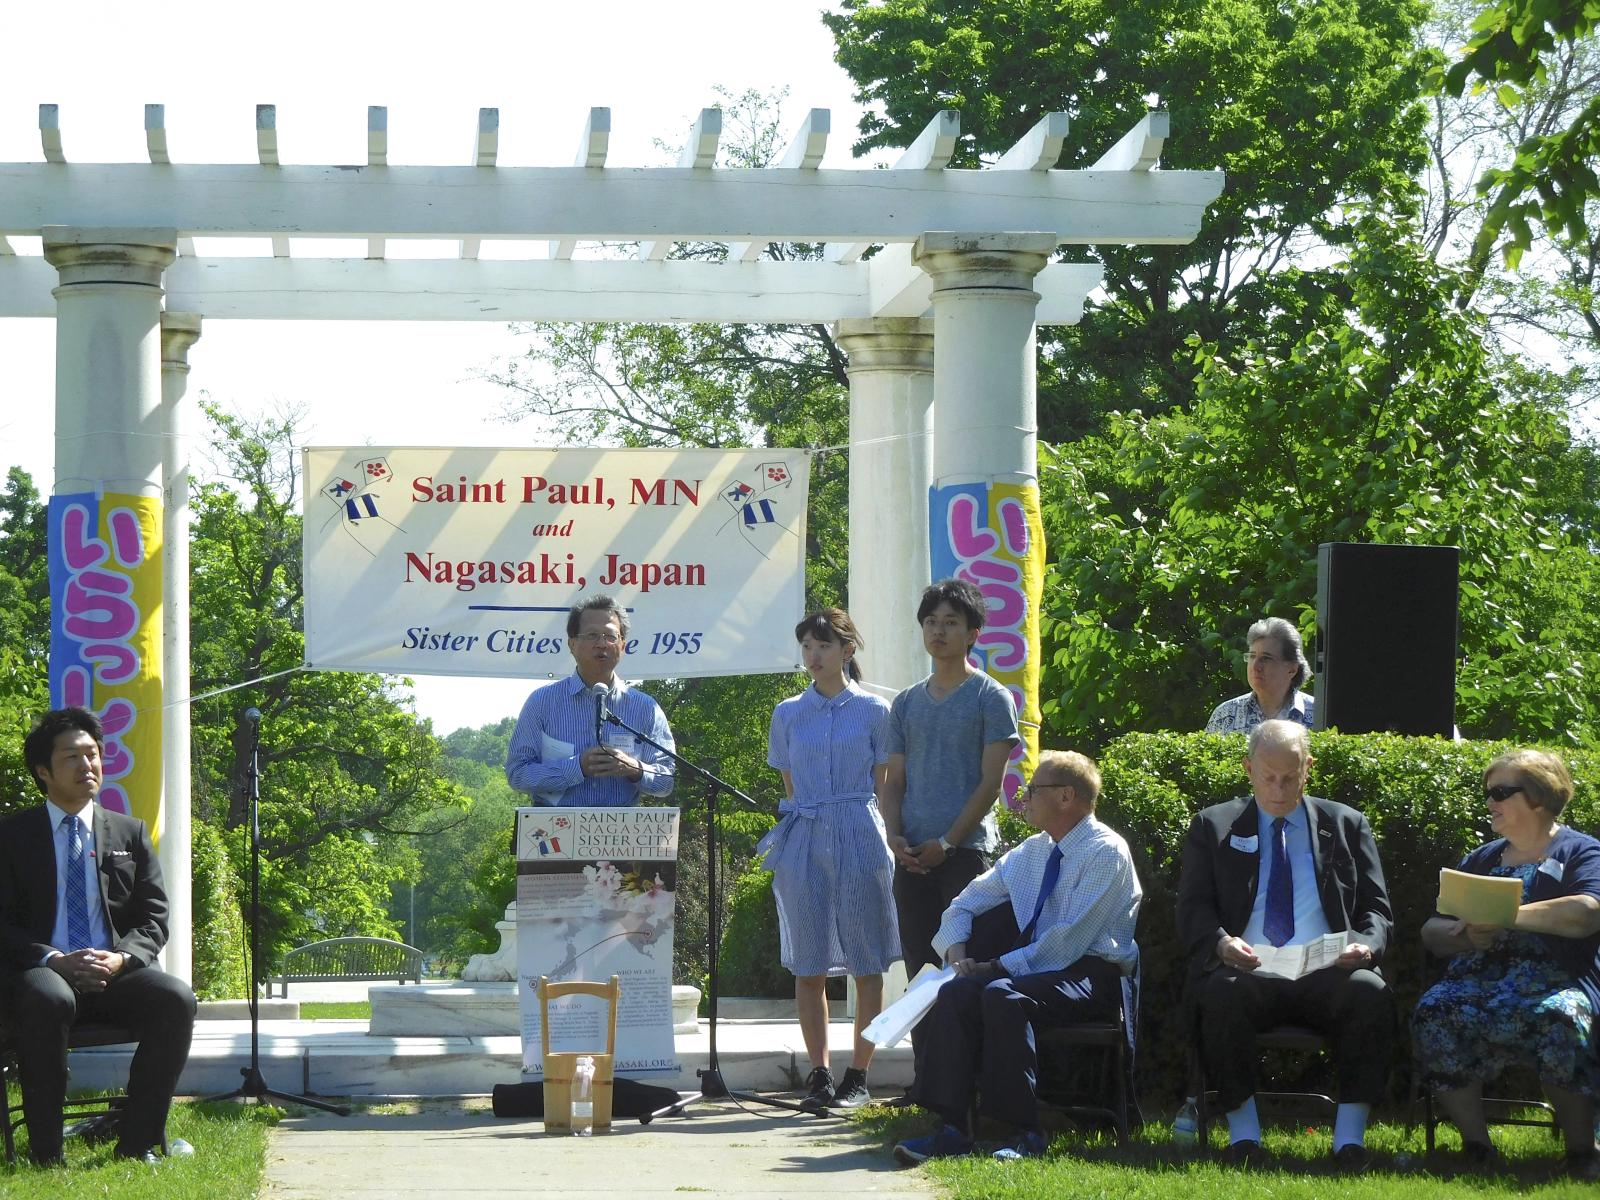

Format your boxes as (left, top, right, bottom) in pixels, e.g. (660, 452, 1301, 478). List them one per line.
(801, 1066, 835, 1109)
(829, 1067, 871, 1108)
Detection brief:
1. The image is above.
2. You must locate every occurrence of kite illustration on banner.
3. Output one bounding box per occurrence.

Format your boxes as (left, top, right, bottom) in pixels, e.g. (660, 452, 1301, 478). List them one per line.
(318, 455, 406, 555)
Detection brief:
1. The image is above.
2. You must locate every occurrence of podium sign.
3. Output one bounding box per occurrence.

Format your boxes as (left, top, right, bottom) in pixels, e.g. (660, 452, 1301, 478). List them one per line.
(515, 807, 681, 1077)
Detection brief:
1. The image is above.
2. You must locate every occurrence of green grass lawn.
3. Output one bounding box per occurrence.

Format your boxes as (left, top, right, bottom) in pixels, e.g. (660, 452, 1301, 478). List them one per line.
(1, 1089, 280, 1198)
(297, 1000, 372, 1020)
(848, 1105, 1598, 1199)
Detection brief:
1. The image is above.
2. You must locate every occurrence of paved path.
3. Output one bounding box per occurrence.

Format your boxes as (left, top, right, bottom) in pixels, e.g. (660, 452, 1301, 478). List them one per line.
(262, 1103, 942, 1199)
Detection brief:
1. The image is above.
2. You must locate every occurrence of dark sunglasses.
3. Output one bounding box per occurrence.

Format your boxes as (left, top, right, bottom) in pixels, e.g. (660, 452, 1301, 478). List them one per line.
(1484, 784, 1525, 803)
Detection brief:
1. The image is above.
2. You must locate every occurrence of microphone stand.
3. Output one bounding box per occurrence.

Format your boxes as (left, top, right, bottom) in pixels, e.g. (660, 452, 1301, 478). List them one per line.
(595, 703, 841, 1124)
(205, 709, 349, 1115)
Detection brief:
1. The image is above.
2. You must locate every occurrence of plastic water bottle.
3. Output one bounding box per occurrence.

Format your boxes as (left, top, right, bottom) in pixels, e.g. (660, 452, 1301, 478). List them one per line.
(1173, 1097, 1198, 1145)
(571, 1055, 595, 1137)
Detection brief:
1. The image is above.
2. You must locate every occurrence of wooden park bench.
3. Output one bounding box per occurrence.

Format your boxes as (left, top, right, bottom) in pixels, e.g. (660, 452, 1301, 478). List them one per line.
(271, 936, 425, 997)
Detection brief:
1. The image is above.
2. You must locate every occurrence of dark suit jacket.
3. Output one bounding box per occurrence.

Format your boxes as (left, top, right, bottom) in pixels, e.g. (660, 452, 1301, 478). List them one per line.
(0, 803, 169, 975)
(1175, 794, 1391, 988)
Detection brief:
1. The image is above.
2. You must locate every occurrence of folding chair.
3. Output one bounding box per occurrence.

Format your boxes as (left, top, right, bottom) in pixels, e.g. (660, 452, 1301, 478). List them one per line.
(1, 1020, 134, 1165)
(537, 975, 620, 1133)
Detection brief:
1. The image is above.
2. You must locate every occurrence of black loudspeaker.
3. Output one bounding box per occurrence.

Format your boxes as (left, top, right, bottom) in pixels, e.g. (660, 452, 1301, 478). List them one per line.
(1314, 542, 1459, 737)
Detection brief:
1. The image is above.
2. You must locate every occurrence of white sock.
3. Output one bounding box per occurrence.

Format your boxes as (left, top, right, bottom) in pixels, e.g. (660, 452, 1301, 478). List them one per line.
(1226, 1096, 1261, 1144)
(1333, 1102, 1370, 1151)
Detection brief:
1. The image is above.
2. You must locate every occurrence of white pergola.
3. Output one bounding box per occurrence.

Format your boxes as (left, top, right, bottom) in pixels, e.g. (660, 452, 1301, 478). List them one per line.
(0, 101, 1223, 982)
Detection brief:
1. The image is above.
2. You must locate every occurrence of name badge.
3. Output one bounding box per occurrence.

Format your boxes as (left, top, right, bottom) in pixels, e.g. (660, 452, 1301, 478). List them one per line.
(1229, 834, 1259, 854)
(1538, 858, 1565, 883)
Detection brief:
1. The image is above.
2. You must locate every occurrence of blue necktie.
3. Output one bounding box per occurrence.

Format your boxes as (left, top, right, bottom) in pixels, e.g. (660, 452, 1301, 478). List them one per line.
(1263, 816, 1295, 948)
(63, 813, 91, 952)
(1019, 843, 1063, 945)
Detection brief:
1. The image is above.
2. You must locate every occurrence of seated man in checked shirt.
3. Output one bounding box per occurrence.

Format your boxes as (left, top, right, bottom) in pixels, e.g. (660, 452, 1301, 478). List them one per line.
(892, 750, 1141, 1165)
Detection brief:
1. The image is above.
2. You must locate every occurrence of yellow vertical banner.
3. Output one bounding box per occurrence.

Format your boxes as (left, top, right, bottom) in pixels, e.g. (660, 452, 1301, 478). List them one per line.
(928, 480, 1045, 810)
(48, 492, 165, 840)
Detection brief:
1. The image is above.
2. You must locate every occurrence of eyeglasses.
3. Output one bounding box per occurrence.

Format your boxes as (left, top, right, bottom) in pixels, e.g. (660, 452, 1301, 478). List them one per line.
(1024, 781, 1066, 800)
(1484, 784, 1525, 803)
(575, 632, 622, 646)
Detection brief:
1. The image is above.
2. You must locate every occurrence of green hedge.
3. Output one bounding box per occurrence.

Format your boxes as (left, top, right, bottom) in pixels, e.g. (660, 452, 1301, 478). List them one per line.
(191, 819, 248, 1000)
(718, 867, 791, 998)
(1098, 731, 1600, 1106)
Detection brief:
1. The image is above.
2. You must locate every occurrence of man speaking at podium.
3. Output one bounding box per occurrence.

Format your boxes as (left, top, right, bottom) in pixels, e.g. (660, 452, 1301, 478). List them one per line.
(505, 595, 676, 807)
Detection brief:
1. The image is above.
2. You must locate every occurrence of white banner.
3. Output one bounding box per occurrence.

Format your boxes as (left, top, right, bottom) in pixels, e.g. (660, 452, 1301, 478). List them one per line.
(515, 807, 681, 1077)
(302, 447, 809, 678)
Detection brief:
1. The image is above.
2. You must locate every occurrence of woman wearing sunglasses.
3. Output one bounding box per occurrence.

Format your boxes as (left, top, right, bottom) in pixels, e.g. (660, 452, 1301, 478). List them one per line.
(760, 608, 899, 1111)
(1414, 750, 1600, 1178)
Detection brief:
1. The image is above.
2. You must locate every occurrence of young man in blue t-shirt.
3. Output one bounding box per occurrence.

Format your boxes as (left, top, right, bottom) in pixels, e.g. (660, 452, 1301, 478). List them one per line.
(881, 579, 1020, 1074)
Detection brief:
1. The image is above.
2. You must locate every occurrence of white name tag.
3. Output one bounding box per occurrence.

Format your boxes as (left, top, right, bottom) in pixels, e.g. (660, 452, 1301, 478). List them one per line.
(1229, 834, 1259, 853)
(1538, 858, 1565, 883)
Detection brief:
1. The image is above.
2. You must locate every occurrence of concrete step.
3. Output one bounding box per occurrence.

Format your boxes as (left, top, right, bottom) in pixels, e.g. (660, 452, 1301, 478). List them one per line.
(63, 1018, 913, 1099)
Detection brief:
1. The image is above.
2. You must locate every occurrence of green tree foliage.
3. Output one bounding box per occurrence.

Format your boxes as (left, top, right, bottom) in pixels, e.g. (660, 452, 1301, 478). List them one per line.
(825, 0, 1436, 434)
(187, 403, 468, 968)
(0, 468, 49, 809)
(1441, 0, 1600, 264)
(191, 819, 248, 1000)
(1039, 218, 1600, 747)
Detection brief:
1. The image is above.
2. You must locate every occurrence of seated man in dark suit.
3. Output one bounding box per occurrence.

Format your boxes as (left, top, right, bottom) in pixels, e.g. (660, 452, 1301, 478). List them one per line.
(0, 707, 196, 1165)
(1176, 719, 1393, 1171)
(892, 751, 1141, 1164)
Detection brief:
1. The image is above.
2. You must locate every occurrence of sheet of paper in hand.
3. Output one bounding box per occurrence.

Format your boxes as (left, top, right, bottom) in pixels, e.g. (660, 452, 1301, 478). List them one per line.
(1437, 868, 1522, 927)
(1251, 931, 1353, 980)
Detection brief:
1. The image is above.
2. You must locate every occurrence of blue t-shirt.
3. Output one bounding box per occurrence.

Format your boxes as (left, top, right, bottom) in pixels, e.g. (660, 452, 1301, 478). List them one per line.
(887, 671, 1019, 852)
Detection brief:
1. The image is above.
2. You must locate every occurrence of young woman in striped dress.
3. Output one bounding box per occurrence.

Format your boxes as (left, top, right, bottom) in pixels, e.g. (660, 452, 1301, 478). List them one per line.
(761, 608, 900, 1109)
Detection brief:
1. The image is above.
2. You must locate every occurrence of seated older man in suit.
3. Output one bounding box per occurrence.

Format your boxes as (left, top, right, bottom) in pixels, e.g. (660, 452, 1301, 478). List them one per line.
(1176, 719, 1393, 1172)
(0, 708, 196, 1165)
(892, 751, 1140, 1164)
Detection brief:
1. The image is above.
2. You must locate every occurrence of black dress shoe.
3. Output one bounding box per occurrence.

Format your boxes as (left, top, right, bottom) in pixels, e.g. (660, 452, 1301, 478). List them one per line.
(1332, 1143, 1372, 1174)
(1460, 1140, 1505, 1172)
(1222, 1139, 1264, 1168)
(28, 1151, 66, 1168)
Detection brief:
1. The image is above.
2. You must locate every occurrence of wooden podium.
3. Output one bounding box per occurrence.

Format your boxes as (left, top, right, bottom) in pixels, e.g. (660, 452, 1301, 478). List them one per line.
(538, 975, 620, 1133)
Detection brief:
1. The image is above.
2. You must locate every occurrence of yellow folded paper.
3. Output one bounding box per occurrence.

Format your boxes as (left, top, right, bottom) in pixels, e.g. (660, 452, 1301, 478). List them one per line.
(1437, 867, 1521, 927)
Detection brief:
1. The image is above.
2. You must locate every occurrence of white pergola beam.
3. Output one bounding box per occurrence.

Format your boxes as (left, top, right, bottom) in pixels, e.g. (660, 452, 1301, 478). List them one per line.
(0, 254, 1104, 325)
(828, 108, 960, 263)
(1093, 111, 1169, 172)
(462, 109, 499, 258)
(367, 106, 388, 167)
(475, 107, 500, 167)
(367, 107, 388, 259)
(0, 164, 1223, 244)
(994, 112, 1068, 171)
(779, 108, 830, 169)
(39, 104, 63, 163)
(726, 108, 832, 262)
(640, 108, 722, 261)
(145, 104, 170, 165)
(549, 108, 611, 260)
(255, 105, 289, 257)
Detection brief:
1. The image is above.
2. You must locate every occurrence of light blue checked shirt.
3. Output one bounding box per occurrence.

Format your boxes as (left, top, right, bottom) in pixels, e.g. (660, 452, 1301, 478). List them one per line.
(505, 673, 675, 807)
(46, 799, 113, 955)
(933, 815, 1141, 978)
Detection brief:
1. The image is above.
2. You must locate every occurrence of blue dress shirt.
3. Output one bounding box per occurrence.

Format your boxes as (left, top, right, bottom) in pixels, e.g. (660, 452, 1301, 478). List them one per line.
(505, 673, 675, 807)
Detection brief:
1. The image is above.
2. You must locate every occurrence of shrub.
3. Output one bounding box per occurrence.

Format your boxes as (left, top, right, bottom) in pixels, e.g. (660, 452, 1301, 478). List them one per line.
(717, 867, 790, 997)
(191, 819, 248, 1000)
(1096, 731, 1600, 1106)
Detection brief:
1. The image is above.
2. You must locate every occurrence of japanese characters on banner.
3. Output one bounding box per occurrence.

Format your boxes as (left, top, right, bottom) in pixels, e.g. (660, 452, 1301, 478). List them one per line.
(46, 493, 165, 836)
(515, 807, 681, 1078)
(302, 448, 808, 680)
(929, 481, 1045, 812)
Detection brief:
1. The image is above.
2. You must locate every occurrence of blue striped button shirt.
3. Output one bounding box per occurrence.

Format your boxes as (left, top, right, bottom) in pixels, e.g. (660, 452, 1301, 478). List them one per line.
(933, 815, 1141, 977)
(505, 673, 675, 807)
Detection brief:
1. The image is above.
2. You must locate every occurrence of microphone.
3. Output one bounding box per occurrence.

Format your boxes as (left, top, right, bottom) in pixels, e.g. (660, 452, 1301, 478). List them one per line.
(244, 707, 262, 725)
(590, 682, 608, 745)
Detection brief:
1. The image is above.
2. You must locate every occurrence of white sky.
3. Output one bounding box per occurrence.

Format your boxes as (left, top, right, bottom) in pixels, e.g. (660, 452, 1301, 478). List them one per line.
(0, 1, 874, 733)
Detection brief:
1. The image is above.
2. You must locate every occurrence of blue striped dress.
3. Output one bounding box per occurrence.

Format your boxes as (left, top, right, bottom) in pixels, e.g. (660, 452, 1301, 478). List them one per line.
(759, 681, 900, 976)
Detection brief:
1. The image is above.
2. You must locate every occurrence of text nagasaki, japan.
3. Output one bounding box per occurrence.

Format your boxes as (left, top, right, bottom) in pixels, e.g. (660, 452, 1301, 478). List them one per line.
(402, 553, 705, 593)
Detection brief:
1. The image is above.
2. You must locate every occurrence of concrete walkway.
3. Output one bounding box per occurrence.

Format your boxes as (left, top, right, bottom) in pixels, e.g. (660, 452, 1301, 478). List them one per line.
(262, 1103, 942, 1199)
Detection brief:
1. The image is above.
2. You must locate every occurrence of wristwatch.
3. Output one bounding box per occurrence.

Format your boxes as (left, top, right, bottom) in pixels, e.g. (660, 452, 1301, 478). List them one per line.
(937, 835, 954, 854)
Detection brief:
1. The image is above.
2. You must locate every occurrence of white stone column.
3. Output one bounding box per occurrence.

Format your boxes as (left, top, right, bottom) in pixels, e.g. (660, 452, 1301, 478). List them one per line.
(44, 226, 177, 918)
(160, 312, 202, 984)
(913, 233, 1055, 810)
(832, 318, 934, 693)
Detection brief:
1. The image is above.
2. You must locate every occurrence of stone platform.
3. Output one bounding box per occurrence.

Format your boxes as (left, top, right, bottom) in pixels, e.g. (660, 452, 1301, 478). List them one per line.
(63, 1016, 913, 1099)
